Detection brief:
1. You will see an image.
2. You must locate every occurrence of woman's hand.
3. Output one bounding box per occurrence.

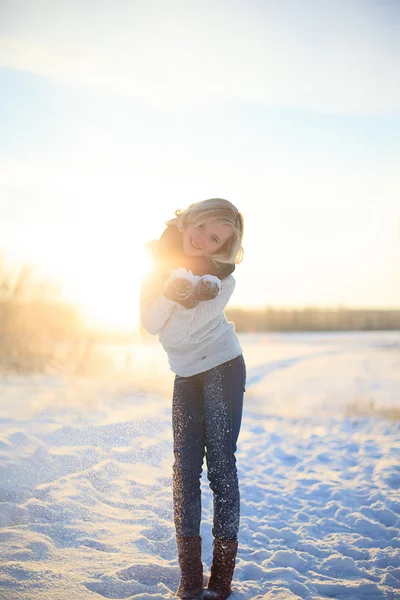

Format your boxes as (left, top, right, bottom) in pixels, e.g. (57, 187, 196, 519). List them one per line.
(163, 269, 222, 308)
(194, 275, 221, 301)
(164, 276, 199, 308)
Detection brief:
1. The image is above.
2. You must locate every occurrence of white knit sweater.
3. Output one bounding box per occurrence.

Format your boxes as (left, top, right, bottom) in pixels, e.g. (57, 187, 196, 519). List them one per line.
(140, 274, 243, 377)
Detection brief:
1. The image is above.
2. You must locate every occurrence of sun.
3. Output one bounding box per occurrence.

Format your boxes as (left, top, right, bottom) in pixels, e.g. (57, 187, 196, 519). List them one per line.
(0, 216, 165, 334)
(69, 246, 156, 333)
(2, 224, 155, 334)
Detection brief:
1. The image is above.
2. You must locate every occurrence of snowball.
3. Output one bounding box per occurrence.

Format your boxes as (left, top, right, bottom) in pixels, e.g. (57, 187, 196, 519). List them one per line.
(200, 275, 222, 290)
(166, 268, 201, 287)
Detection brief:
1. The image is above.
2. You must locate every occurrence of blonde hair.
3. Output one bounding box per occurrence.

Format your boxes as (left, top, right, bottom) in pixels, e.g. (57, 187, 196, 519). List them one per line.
(165, 198, 244, 266)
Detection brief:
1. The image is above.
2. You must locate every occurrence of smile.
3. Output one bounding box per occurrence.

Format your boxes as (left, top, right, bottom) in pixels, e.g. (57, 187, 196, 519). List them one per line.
(191, 238, 202, 250)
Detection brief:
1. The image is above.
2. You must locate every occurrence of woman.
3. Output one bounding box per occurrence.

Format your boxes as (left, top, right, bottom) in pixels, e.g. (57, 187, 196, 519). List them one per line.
(140, 198, 246, 599)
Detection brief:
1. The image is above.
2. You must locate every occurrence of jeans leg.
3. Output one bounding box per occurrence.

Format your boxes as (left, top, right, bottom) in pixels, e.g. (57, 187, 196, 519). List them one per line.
(172, 374, 205, 538)
(203, 354, 245, 541)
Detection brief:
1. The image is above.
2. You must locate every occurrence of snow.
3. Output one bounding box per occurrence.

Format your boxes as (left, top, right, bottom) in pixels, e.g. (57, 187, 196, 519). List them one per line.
(200, 275, 222, 290)
(0, 331, 399, 600)
(167, 268, 201, 286)
(166, 269, 222, 293)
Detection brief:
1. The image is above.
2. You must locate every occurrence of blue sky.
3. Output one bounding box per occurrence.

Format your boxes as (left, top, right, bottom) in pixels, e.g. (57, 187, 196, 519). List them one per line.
(0, 0, 399, 327)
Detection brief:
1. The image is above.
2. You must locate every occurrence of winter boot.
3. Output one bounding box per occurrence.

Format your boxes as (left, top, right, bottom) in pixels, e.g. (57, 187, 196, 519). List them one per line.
(175, 535, 203, 599)
(206, 538, 238, 599)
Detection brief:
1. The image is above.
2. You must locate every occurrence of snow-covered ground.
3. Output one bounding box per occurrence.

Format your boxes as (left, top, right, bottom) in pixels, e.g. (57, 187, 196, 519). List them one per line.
(1, 331, 399, 600)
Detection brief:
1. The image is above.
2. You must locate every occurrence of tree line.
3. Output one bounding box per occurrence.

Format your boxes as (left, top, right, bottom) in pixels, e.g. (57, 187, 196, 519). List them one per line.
(225, 306, 400, 332)
(0, 257, 108, 374)
(2, 253, 398, 375)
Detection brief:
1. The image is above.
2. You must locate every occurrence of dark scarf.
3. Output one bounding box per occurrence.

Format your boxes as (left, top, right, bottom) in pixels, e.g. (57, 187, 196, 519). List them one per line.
(147, 225, 236, 280)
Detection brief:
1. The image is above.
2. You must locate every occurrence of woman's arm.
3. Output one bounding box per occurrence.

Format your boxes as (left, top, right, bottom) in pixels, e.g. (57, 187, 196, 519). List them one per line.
(158, 275, 236, 347)
(140, 269, 177, 335)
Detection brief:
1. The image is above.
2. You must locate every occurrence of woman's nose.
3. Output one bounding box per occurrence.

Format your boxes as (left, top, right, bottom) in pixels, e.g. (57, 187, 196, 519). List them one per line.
(196, 235, 205, 249)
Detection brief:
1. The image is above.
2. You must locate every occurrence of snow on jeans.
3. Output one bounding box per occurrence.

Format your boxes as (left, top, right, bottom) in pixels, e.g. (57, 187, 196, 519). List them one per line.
(172, 353, 246, 541)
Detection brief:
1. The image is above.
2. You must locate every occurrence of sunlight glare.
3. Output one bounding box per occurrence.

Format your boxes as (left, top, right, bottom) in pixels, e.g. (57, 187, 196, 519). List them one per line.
(139, 246, 156, 280)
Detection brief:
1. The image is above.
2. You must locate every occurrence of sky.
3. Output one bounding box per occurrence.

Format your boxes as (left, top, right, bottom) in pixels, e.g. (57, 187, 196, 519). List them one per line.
(0, 0, 399, 330)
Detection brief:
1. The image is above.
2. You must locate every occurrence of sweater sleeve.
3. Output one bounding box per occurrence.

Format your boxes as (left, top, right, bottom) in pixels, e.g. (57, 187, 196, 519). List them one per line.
(140, 270, 177, 335)
(158, 275, 236, 347)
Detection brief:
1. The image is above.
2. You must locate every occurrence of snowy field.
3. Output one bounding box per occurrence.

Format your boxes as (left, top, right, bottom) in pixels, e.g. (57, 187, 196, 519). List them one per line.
(1, 331, 400, 600)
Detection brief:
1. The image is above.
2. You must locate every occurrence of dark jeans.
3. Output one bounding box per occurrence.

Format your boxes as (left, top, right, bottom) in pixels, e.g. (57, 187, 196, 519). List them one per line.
(172, 353, 246, 541)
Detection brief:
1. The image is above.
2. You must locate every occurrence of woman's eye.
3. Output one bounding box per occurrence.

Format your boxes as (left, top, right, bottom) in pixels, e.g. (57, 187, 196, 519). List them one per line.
(212, 237, 218, 243)
(198, 224, 205, 229)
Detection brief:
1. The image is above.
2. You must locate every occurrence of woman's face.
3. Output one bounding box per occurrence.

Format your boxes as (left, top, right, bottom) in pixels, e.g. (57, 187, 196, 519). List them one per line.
(182, 219, 233, 257)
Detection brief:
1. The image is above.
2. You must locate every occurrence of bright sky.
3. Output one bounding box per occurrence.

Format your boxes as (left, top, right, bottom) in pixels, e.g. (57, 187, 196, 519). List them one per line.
(0, 0, 399, 331)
